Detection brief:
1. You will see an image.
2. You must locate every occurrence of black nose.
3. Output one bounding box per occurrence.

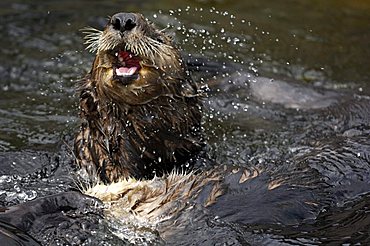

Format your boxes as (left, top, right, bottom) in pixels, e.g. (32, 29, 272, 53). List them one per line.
(110, 13, 137, 32)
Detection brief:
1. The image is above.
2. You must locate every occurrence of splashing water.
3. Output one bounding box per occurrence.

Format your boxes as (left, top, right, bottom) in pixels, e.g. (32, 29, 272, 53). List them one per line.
(0, 2, 370, 245)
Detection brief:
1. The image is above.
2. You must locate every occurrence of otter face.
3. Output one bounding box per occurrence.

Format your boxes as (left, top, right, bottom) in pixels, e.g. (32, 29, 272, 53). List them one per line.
(84, 13, 184, 105)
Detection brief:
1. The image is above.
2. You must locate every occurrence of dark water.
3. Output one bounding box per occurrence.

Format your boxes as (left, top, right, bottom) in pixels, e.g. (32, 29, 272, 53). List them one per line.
(0, 0, 369, 245)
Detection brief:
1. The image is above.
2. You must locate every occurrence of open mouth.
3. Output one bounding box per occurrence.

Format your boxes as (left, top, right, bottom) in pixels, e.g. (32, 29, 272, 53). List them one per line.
(113, 50, 141, 85)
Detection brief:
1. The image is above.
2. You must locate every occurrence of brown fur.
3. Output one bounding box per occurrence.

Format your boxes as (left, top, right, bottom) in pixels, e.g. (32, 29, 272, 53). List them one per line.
(85, 170, 224, 224)
(74, 13, 204, 183)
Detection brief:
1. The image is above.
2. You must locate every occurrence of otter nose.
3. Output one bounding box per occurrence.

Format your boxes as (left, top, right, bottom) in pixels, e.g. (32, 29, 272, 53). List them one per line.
(110, 13, 137, 32)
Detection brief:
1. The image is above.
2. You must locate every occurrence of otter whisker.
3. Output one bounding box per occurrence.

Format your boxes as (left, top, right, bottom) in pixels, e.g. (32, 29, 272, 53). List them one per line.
(81, 26, 103, 37)
(81, 27, 103, 53)
(96, 32, 122, 53)
(159, 26, 170, 33)
(122, 35, 176, 67)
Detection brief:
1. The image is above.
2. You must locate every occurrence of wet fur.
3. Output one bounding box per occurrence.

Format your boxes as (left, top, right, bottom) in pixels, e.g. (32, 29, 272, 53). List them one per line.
(85, 170, 224, 225)
(74, 14, 204, 183)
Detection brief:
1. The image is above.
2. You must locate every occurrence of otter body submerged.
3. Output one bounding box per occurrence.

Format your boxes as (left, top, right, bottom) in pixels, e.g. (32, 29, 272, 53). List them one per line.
(73, 13, 326, 240)
(68, 11, 370, 245)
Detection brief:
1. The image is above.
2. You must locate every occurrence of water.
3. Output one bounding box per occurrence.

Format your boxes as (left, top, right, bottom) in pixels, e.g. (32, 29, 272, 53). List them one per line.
(0, 0, 369, 245)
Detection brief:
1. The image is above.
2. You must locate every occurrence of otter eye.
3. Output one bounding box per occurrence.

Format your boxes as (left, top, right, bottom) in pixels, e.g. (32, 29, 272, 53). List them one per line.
(155, 34, 168, 44)
(156, 37, 165, 43)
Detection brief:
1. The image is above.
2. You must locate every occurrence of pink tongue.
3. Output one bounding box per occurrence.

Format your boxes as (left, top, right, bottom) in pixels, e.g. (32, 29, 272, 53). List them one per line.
(116, 67, 137, 76)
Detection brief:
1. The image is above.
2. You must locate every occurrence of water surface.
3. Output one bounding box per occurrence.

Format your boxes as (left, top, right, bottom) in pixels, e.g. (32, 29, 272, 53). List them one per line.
(0, 0, 369, 245)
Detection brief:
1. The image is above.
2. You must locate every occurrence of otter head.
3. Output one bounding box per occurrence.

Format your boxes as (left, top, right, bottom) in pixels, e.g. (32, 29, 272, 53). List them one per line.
(84, 13, 185, 105)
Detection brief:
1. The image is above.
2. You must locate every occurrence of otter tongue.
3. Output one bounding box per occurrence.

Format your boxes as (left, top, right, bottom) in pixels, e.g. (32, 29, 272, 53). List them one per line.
(116, 67, 137, 76)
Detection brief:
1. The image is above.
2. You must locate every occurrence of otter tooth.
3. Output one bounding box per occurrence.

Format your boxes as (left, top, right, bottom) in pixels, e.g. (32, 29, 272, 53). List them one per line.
(115, 52, 118, 57)
(116, 67, 137, 76)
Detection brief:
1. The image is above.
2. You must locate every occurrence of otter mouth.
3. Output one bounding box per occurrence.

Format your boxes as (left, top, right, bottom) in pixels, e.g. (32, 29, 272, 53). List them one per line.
(112, 50, 141, 85)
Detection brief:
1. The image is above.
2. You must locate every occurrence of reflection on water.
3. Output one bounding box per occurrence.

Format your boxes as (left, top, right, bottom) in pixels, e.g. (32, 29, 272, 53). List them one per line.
(0, 0, 369, 245)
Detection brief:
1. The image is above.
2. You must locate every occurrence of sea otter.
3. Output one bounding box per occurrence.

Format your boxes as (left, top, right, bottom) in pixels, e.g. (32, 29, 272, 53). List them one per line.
(71, 12, 335, 244)
(74, 13, 204, 183)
